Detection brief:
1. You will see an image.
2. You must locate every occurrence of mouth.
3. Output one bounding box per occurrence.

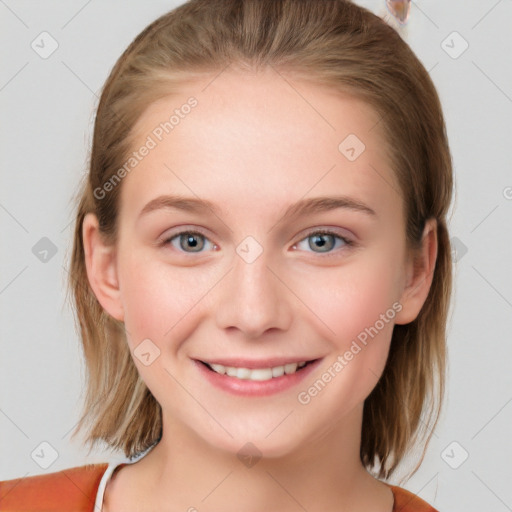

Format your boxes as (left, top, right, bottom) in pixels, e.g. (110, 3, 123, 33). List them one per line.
(194, 357, 323, 396)
(198, 359, 319, 382)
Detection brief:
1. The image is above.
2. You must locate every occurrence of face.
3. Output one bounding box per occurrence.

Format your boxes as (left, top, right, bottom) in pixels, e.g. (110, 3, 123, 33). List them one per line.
(86, 67, 427, 458)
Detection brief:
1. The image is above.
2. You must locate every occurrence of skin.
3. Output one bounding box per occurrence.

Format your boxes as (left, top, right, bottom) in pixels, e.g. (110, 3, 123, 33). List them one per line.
(83, 66, 437, 511)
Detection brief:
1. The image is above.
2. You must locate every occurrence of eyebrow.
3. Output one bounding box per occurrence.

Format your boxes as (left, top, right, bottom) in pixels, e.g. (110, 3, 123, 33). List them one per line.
(137, 194, 377, 221)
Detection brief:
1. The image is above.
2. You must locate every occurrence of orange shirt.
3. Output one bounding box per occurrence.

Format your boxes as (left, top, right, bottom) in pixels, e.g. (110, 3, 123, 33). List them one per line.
(0, 463, 439, 511)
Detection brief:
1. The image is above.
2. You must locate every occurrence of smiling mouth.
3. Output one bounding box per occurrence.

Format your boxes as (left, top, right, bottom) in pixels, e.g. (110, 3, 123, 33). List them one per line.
(199, 360, 318, 382)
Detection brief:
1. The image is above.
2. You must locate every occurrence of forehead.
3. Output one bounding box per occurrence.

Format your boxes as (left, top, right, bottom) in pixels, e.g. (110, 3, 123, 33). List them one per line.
(120, 68, 401, 221)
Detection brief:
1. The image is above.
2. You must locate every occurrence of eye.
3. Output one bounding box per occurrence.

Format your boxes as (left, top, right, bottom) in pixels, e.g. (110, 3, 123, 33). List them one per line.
(161, 228, 354, 256)
(163, 230, 216, 253)
(292, 229, 354, 255)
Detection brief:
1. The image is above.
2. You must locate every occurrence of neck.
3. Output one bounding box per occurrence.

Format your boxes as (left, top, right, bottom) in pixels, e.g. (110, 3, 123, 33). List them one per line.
(131, 404, 389, 512)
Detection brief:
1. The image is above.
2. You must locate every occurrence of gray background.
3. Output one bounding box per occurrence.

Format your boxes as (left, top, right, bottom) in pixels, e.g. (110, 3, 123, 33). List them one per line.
(1, 1, 511, 510)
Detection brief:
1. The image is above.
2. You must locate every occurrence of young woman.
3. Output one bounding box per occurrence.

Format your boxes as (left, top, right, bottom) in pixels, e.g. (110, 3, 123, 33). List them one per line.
(0, 1, 453, 510)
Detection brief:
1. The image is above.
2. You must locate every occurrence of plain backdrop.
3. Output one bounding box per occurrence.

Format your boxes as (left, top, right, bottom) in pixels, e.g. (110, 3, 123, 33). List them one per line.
(1, 1, 511, 510)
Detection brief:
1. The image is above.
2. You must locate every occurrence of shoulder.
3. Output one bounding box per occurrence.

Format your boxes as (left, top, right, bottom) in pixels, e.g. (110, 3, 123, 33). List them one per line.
(0, 463, 109, 512)
(389, 484, 440, 512)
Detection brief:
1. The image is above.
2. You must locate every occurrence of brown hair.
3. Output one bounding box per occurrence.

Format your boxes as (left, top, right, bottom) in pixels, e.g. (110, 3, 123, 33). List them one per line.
(67, 0, 453, 481)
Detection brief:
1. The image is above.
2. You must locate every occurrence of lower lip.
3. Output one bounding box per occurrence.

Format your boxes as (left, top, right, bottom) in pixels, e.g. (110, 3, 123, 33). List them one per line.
(194, 359, 322, 397)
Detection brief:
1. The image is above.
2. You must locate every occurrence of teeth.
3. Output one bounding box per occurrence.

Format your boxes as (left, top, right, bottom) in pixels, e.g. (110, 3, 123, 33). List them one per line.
(284, 362, 297, 374)
(210, 363, 226, 374)
(207, 361, 308, 381)
(271, 365, 284, 378)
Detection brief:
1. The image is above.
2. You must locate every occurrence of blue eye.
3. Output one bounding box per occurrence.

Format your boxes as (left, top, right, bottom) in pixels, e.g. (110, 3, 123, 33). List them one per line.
(162, 229, 354, 255)
(294, 230, 353, 255)
(164, 231, 215, 253)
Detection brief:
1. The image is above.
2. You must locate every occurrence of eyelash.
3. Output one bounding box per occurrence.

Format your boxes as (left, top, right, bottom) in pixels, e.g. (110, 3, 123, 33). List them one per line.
(161, 228, 355, 257)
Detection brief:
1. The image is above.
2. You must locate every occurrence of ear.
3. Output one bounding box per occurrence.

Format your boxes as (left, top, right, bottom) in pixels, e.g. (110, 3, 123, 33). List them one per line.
(394, 218, 438, 325)
(82, 213, 124, 322)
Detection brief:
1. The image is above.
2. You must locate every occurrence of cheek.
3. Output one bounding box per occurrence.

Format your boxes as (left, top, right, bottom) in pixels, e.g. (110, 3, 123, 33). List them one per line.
(117, 255, 208, 398)
(292, 253, 403, 399)
(117, 254, 200, 348)
(295, 260, 401, 412)
(298, 256, 401, 342)
(116, 251, 235, 373)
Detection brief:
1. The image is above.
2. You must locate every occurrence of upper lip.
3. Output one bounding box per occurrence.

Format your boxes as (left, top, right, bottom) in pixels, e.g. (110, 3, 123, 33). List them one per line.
(196, 357, 320, 369)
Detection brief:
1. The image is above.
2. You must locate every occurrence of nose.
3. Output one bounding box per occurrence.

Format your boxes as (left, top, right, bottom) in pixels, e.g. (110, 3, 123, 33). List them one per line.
(214, 247, 293, 339)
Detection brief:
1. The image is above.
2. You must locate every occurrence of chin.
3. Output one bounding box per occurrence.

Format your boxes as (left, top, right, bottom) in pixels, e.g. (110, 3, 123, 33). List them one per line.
(200, 424, 306, 462)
